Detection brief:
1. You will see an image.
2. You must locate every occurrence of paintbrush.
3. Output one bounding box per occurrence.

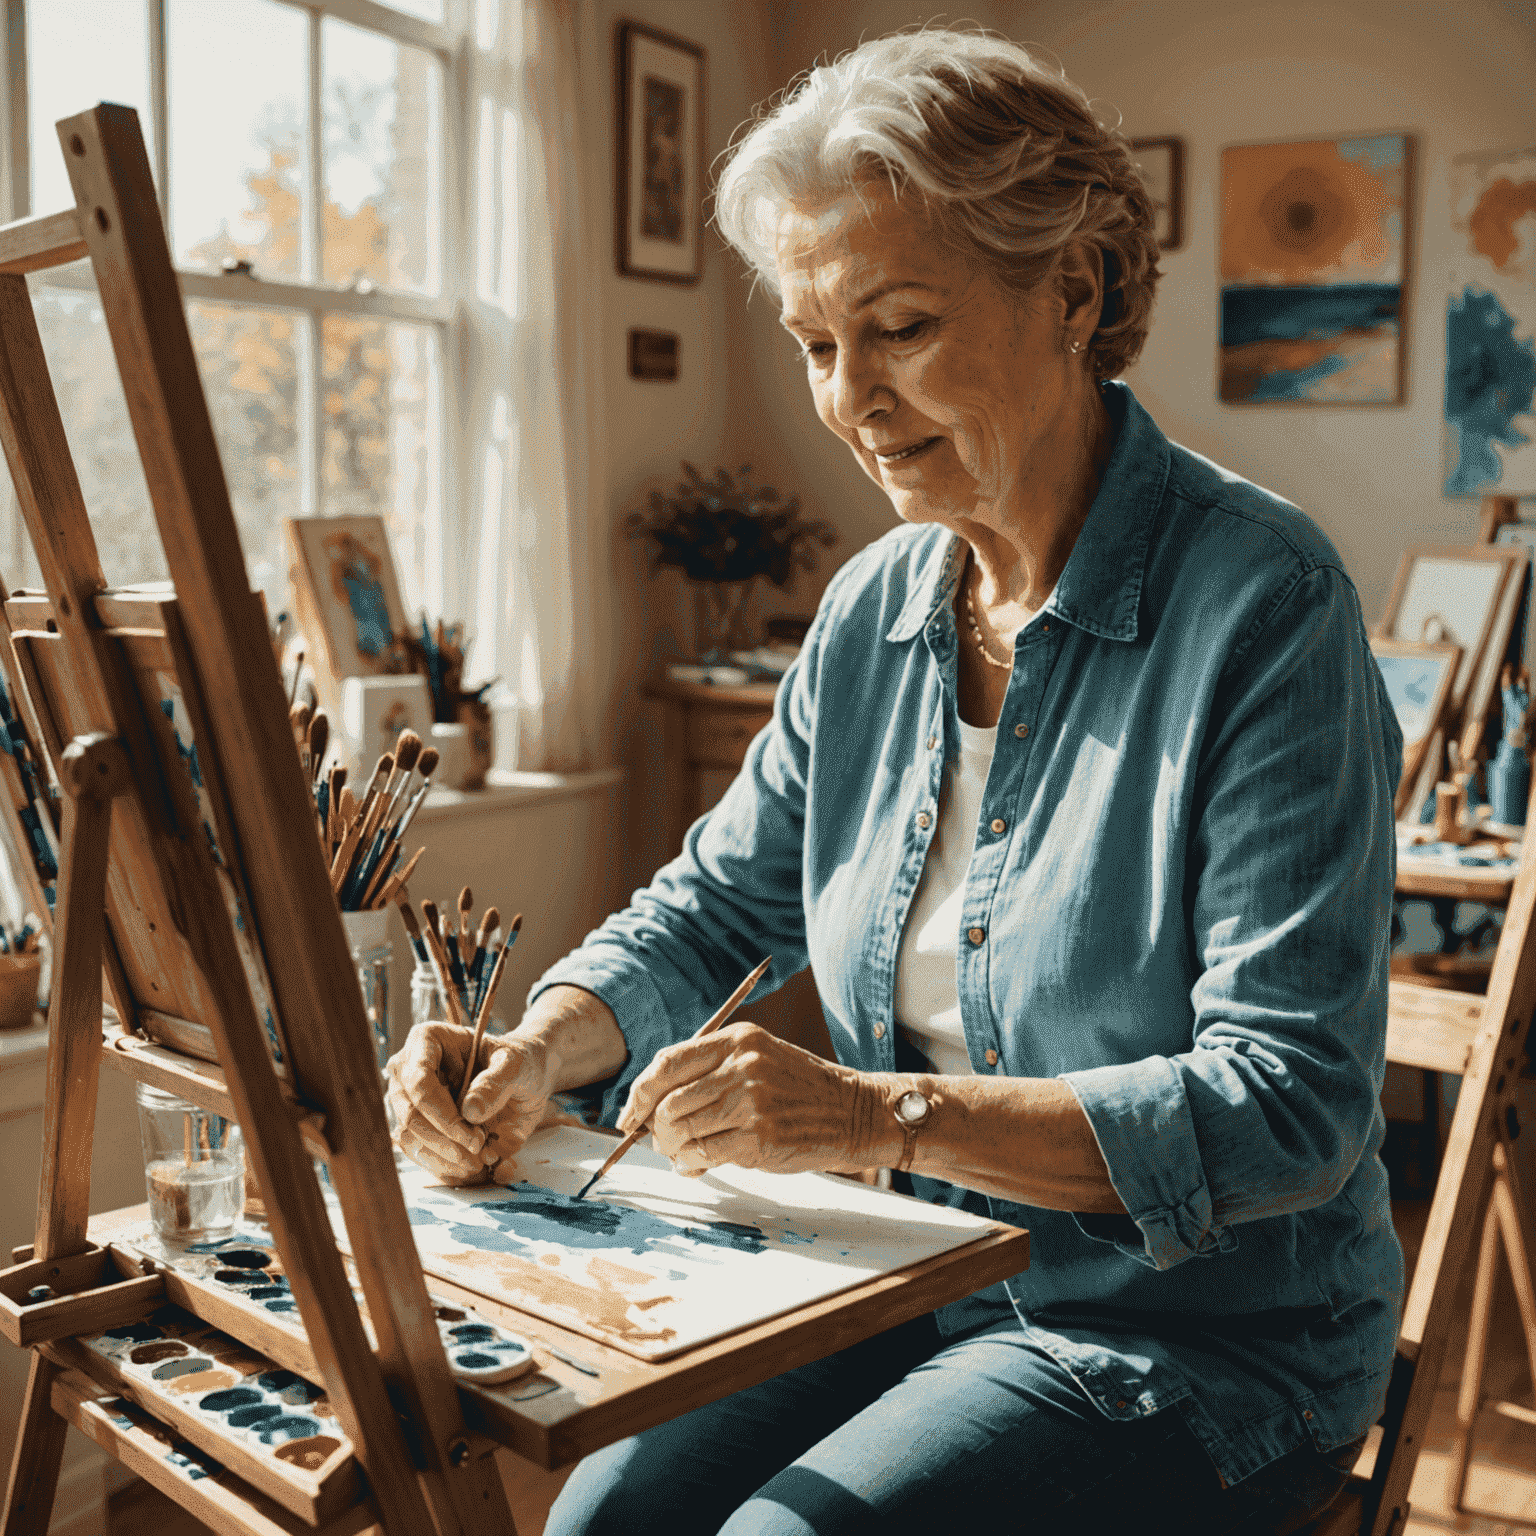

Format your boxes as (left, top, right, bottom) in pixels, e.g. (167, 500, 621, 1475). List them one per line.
(397, 899, 429, 966)
(349, 743, 438, 903)
(574, 955, 773, 1200)
(326, 764, 347, 847)
(421, 898, 444, 946)
(308, 711, 329, 784)
(457, 888, 474, 967)
(372, 846, 424, 910)
(288, 648, 304, 708)
(456, 913, 521, 1106)
(419, 912, 469, 1029)
(362, 730, 421, 850)
(385, 747, 440, 847)
(467, 906, 500, 999)
(337, 753, 393, 893)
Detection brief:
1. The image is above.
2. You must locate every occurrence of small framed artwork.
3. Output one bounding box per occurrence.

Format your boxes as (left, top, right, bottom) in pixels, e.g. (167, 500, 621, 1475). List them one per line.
(629, 328, 680, 380)
(617, 21, 705, 284)
(340, 676, 434, 780)
(1130, 137, 1184, 252)
(1379, 543, 1528, 736)
(1370, 637, 1462, 816)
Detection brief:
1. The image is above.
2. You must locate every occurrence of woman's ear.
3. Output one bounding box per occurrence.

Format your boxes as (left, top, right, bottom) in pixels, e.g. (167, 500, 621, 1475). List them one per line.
(1057, 240, 1106, 333)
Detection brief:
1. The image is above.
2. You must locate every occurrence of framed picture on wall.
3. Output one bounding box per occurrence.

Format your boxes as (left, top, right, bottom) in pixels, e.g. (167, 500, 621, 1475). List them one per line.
(1130, 137, 1184, 252)
(617, 20, 706, 284)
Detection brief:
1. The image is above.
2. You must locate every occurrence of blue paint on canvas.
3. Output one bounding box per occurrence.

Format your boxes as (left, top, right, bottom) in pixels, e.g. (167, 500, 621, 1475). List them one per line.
(1444, 286, 1536, 494)
(1220, 283, 1400, 348)
(339, 558, 393, 658)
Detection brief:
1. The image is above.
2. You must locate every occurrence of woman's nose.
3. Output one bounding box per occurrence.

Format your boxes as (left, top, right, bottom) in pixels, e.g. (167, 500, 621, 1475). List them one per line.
(828, 344, 889, 430)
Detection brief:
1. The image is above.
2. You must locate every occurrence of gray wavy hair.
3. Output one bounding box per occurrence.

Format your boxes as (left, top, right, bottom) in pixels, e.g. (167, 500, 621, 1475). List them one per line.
(714, 28, 1161, 380)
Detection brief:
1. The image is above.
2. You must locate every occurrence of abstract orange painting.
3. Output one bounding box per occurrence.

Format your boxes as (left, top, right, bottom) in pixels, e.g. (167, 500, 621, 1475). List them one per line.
(1220, 136, 1409, 404)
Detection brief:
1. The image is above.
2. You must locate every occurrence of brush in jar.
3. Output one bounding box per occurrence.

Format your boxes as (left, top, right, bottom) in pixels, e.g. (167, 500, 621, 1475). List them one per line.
(456, 913, 522, 1106)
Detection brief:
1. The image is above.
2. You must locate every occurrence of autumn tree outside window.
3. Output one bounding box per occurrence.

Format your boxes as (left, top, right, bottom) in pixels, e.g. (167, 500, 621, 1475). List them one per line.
(0, 0, 459, 623)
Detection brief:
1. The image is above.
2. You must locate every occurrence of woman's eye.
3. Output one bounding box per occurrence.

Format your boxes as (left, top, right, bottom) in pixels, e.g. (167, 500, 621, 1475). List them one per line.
(799, 341, 835, 363)
(883, 321, 926, 344)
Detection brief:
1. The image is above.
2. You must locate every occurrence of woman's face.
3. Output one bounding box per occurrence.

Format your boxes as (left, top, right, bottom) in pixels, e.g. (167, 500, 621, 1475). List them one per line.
(775, 188, 1082, 531)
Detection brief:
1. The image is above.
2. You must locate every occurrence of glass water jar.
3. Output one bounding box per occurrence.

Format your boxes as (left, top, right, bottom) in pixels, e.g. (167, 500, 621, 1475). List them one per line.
(135, 1082, 244, 1247)
(341, 907, 393, 1075)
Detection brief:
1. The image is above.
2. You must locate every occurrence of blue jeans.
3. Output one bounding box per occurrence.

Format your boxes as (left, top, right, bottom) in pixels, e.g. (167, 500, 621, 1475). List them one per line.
(546, 1313, 1364, 1536)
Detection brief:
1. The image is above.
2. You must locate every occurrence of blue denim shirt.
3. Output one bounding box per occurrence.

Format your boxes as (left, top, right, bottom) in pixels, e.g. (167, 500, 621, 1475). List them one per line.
(533, 383, 1405, 1486)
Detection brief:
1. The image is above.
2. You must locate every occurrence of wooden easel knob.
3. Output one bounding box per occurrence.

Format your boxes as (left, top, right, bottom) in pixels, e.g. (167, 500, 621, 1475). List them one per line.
(59, 732, 130, 804)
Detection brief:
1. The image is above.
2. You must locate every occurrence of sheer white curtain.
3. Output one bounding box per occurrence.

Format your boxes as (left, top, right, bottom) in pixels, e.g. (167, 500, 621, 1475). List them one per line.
(462, 0, 600, 771)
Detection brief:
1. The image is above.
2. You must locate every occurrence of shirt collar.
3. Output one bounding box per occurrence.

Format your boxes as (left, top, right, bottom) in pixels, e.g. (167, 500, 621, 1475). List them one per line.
(885, 381, 1169, 645)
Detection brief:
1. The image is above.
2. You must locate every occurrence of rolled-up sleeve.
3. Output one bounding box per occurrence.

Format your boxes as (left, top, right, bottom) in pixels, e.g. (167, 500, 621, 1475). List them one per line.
(1062, 565, 1402, 1271)
(527, 571, 852, 1124)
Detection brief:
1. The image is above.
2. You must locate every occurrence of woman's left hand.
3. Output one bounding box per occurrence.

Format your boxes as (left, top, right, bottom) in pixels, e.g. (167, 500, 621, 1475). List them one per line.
(617, 1022, 889, 1176)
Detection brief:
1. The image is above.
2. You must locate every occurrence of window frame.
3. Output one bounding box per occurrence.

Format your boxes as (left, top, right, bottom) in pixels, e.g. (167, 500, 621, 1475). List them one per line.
(0, 0, 469, 615)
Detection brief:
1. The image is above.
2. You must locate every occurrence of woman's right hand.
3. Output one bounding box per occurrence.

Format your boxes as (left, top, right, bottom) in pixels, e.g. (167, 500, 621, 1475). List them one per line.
(386, 1022, 554, 1185)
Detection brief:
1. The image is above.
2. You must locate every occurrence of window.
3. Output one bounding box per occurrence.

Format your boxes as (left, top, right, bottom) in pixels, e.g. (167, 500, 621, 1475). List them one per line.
(1, 0, 458, 615)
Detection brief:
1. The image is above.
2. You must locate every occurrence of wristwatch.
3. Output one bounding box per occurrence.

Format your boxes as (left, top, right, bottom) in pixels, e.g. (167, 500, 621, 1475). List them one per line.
(894, 1088, 932, 1174)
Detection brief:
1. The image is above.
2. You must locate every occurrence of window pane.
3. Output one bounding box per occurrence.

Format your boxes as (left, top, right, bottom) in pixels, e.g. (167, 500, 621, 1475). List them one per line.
(321, 18, 443, 295)
(168, 0, 308, 280)
(28, 0, 151, 216)
(322, 317, 438, 612)
(188, 303, 308, 605)
(22, 266, 161, 585)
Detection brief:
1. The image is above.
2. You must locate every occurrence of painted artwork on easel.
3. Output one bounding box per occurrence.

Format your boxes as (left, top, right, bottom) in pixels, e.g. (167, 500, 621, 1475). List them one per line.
(1219, 135, 1408, 404)
(1445, 146, 1536, 496)
(380, 1126, 1002, 1362)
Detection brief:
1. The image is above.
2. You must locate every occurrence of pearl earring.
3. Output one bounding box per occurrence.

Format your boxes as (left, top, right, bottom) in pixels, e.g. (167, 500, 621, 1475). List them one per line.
(1066, 339, 1085, 356)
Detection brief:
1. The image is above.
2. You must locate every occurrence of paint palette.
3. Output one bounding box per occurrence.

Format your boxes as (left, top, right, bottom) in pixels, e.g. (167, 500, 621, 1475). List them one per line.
(135, 1230, 535, 1387)
(64, 1304, 357, 1524)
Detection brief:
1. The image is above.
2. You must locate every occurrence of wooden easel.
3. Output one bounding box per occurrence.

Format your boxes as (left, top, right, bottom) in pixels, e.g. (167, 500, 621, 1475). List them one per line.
(1299, 771, 1536, 1534)
(0, 102, 517, 1534)
(0, 103, 1032, 1534)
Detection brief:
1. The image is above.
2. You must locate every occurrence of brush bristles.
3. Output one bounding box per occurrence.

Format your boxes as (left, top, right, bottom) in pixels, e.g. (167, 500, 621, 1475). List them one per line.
(290, 702, 312, 737)
(371, 753, 394, 786)
(508, 913, 523, 935)
(308, 710, 329, 768)
(399, 903, 421, 939)
(421, 898, 441, 937)
(477, 906, 500, 947)
(459, 886, 473, 914)
(417, 747, 440, 778)
(393, 730, 422, 772)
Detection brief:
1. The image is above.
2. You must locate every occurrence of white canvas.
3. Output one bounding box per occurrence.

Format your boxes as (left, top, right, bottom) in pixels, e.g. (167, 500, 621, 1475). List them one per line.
(383, 1126, 1005, 1361)
(1390, 557, 1506, 706)
(1445, 147, 1536, 496)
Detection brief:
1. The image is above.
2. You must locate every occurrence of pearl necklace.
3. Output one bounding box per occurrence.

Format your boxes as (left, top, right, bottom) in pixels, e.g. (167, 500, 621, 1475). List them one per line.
(963, 568, 1014, 671)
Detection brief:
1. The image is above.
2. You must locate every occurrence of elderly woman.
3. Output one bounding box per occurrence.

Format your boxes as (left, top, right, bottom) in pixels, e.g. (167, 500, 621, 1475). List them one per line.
(389, 27, 1403, 1535)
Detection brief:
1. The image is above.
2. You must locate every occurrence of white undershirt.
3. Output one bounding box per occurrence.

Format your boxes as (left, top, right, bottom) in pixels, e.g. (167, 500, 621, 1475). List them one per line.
(893, 715, 998, 1076)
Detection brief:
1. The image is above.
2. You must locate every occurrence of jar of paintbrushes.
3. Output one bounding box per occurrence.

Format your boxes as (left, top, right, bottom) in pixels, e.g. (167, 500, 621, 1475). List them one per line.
(135, 1083, 244, 1247)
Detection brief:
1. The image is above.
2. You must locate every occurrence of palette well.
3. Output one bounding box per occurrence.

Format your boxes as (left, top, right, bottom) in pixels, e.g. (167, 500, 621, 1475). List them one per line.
(58, 1303, 357, 1524)
(386, 1125, 1005, 1361)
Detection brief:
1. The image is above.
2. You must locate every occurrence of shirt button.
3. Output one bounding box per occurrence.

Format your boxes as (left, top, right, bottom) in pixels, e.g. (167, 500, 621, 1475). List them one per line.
(1014, 723, 1029, 739)
(926, 735, 937, 751)
(1303, 1410, 1313, 1421)
(916, 811, 932, 829)
(990, 818, 1006, 834)
(1042, 622, 1050, 633)
(1116, 1400, 1127, 1411)
(985, 1048, 998, 1066)
(873, 1022, 886, 1040)
(968, 927, 986, 946)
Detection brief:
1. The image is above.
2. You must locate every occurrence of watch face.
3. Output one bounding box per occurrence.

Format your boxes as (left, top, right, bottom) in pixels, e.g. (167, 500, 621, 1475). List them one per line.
(896, 1090, 930, 1126)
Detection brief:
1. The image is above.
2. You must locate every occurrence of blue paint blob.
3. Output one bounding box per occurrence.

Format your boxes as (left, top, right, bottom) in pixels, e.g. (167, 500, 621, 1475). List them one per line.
(200, 1388, 263, 1413)
(228, 1404, 283, 1428)
(205, 1247, 270, 1268)
(454, 1351, 500, 1369)
(247, 1285, 289, 1300)
(265, 1299, 298, 1313)
(407, 1206, 444, 1225)
(447, 1324, 495, 1341)
(258, 1415, 321, 1444)
(214, 1269, 263, 1286)
(1445, 286, 1536, 494)
(778, 1229, 816, 1247)
(153, 1356, 215, 1381)
(679, 1221, 768, 1254)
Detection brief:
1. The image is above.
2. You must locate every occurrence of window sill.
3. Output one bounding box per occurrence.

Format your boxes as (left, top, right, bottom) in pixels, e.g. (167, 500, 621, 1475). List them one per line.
(415, 766, 623, 824)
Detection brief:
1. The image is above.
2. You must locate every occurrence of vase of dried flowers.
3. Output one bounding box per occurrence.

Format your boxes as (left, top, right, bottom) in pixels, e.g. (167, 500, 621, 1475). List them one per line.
(627, 463, 835, 661)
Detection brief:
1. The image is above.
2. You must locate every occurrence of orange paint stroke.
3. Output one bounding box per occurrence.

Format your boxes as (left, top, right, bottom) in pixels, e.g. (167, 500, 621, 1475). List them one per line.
(1222, 140, 1398, 283)
(1469, 179, 1536, 270)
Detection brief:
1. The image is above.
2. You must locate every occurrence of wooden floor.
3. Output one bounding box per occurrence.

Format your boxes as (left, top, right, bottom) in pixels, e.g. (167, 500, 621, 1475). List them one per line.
(102, 1199, 1535, 1536)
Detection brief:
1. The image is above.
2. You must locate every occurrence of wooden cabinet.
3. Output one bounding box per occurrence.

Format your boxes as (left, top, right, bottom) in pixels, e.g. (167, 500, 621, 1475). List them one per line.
(643, 675, 831, 1058)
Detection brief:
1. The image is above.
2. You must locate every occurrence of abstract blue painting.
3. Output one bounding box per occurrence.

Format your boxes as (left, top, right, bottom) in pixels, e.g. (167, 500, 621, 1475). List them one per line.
(1446, 147, 1536, 496)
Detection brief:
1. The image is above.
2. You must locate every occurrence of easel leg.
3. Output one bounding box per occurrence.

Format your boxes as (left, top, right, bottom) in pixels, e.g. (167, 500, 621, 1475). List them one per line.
(1, 1355, 66, 1536)
(1, 736, 130, 1533)
(1448, 1133, 1536, 1514)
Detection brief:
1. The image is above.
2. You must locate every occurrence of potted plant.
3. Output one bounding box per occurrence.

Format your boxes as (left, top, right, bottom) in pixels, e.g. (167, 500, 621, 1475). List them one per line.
(626, 463, 835, 661)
